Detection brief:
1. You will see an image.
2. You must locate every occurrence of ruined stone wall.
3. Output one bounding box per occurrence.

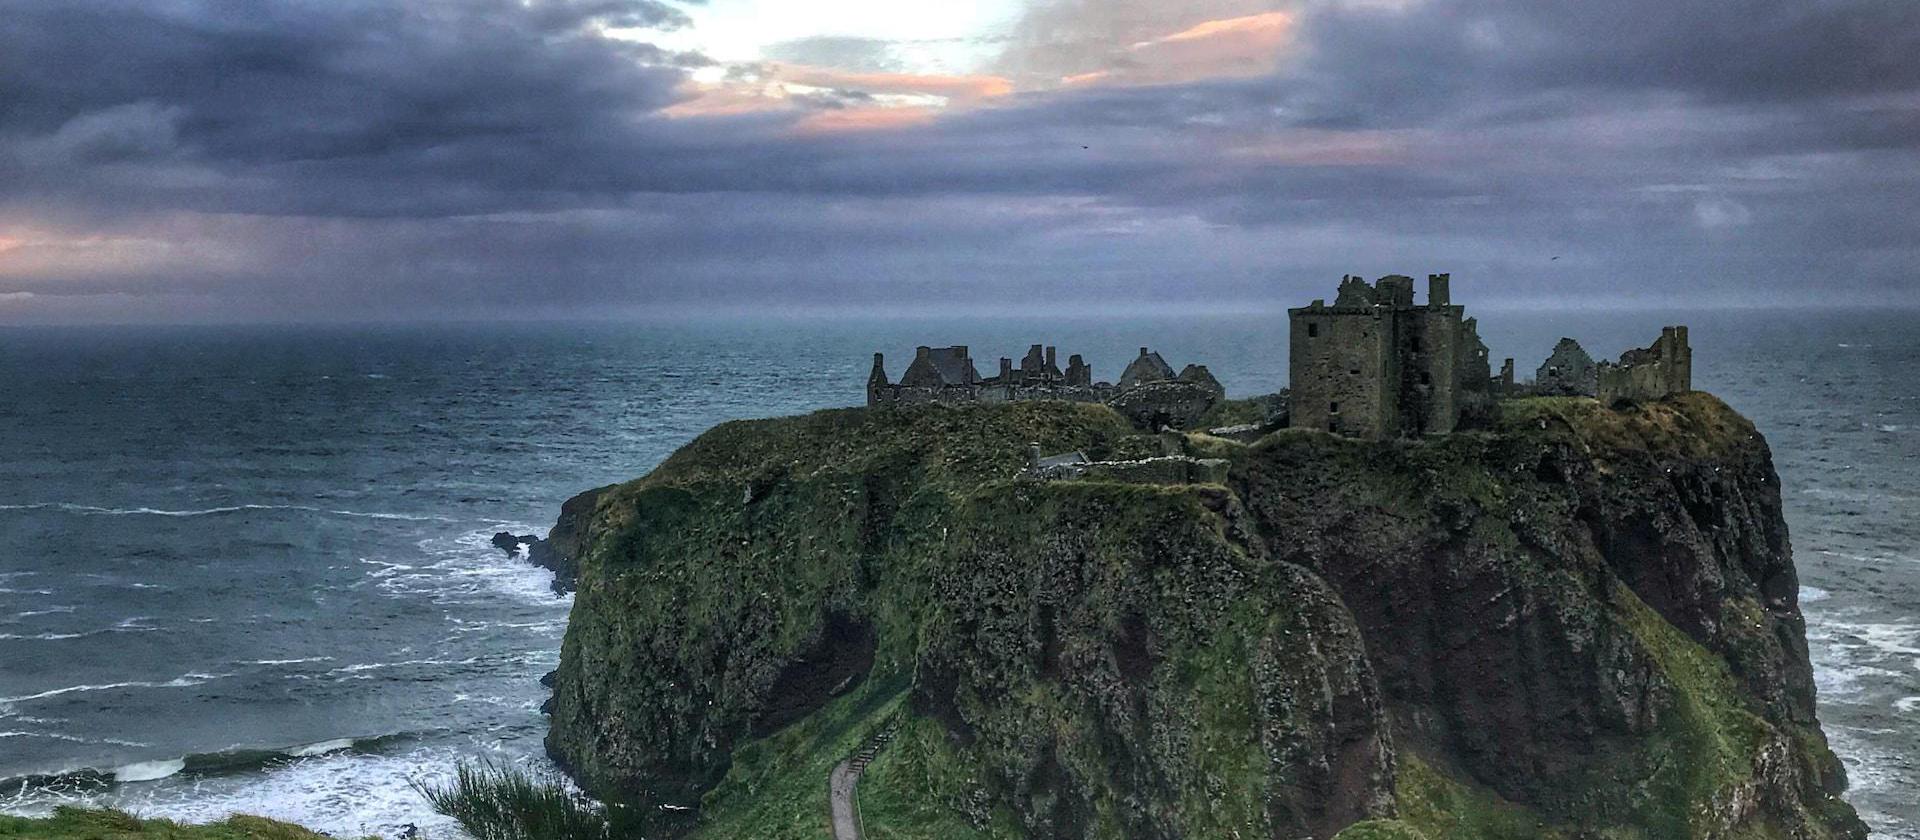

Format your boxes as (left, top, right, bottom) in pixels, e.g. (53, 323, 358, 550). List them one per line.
(876, 382, 1118, 406)
(1597, 326, 1692, 406)
(1023, 454, 1231, 485)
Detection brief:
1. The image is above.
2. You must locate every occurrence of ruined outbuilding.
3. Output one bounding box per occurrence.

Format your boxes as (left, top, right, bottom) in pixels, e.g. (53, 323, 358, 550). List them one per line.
(1287, 273, 1493, 439)
(868, 343, 1219, 427)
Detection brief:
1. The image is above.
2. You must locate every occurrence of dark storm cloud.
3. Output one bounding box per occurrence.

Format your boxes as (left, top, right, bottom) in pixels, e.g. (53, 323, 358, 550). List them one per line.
(0, 0, 1917, 321)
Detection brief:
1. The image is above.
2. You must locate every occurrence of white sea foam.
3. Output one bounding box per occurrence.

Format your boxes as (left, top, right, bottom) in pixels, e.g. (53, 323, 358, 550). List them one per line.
(359, 525, 570, 610)
(1800, 585, 1830, 603)
(13, 744, 529, 838)
(245, 657, 334, 666)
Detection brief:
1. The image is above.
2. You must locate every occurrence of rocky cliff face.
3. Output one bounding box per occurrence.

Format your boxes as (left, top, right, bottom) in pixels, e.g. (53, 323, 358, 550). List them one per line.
(540, 394, 1865, 839)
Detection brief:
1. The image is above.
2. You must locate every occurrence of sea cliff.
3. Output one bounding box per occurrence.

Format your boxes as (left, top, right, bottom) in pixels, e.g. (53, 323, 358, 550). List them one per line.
(541, 393, 1865, 839)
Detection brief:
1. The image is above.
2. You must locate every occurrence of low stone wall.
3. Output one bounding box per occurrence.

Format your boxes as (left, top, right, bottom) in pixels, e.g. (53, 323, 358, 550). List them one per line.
(1024, 455, 1231, 485)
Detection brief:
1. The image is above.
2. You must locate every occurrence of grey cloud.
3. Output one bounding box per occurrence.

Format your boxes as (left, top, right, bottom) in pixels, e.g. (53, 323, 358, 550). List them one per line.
(0, 0, 1917, 321)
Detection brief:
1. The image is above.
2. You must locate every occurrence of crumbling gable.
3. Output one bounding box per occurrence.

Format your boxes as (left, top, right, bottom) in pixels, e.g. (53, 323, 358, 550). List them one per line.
(1119, 347, 1176, 388)
(1535, 338, 1597, 396)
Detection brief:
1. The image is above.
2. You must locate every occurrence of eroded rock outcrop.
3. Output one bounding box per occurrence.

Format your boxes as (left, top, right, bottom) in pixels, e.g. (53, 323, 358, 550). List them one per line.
(541, 396, 1865, 840)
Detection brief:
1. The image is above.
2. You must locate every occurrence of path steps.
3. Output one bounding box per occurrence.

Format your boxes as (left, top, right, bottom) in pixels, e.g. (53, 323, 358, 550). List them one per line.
(829, 717, 903, 840)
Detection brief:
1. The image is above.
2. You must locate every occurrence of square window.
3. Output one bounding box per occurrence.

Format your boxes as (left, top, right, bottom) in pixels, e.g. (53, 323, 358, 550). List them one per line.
(1329, 401, 1340, 413)
(1308, 323, 1320, 338)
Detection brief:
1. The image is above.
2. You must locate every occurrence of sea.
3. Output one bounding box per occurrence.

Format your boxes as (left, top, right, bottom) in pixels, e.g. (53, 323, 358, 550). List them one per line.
(0, 310, 1914, 838)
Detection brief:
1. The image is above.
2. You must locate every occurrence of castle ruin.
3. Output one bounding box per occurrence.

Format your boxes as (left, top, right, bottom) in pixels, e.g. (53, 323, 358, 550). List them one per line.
(867, 343, 1222, 416)
(1287, 273, 1493, 439)
(863, 274, 1694, 441)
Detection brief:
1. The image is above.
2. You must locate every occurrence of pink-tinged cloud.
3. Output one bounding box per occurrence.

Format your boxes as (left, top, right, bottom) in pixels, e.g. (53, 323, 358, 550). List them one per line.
(659, 64, 1014, 129)
(1066, 11, 1298, 87)
(790, 106, 939, 135)
(658, 82, 794, 119)
(1224, 129, 1419, 166)
(773, 65, 1015, 103)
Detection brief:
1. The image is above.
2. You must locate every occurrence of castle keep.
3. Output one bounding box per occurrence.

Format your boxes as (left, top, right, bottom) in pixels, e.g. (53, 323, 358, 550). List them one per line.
(1287, 273, 1493, 439)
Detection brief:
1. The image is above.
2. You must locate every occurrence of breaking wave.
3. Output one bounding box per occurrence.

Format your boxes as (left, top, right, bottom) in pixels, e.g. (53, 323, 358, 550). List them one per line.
(0, 503, 456, 522)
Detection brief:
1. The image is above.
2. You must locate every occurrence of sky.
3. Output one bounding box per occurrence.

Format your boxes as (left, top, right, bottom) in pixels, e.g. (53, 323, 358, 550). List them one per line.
(0, 0, 1917, 323)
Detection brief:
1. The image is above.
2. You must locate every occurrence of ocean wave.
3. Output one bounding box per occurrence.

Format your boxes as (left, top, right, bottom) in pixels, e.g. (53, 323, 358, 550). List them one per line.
(0, 673, 230, 705)
(327, 657, 480, 677)
(10, 606, 77, 619)
(0, 738, 487, 838)
(0, 618, 160, 642)
(242, 656, 335, 666)
(0, 502, 457, 522)
(0, 733, 414, 797)
(114, 759, 186, 783)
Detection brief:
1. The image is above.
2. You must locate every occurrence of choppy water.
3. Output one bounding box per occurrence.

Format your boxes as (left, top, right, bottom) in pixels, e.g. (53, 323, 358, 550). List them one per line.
(0, 311, 1913, 837)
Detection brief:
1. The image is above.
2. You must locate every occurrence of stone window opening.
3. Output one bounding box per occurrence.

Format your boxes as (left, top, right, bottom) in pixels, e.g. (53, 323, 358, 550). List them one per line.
(1329, 401, 1340, 414)
(1420, 371, 1432, 385)
(1308, 323, 1320, 338)
(1411, 337, 1423, 353)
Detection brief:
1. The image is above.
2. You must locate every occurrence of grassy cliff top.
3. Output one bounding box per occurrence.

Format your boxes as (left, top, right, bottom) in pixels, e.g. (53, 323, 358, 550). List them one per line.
(0, 808, 336, 840)
(639, 401, 1139, 491)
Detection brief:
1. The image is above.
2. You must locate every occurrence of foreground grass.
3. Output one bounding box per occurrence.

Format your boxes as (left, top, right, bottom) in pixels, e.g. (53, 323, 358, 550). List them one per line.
(413, 761, 684, 840)
(0, 807, 332, 840)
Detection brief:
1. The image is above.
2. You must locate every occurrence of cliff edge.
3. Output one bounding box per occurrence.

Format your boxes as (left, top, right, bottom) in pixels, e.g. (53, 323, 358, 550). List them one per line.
(540, 394, 1865, 839)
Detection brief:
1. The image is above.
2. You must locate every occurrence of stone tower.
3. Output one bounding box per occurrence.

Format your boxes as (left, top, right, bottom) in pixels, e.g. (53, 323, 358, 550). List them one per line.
(1288, 273, 1492, 439)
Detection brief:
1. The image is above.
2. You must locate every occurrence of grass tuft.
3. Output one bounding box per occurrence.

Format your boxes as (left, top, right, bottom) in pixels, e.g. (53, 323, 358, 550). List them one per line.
(413, 761, 661, 840)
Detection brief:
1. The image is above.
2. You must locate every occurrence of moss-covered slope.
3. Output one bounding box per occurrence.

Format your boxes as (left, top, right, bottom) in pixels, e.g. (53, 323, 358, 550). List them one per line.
(543, 395, 1865, 840)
